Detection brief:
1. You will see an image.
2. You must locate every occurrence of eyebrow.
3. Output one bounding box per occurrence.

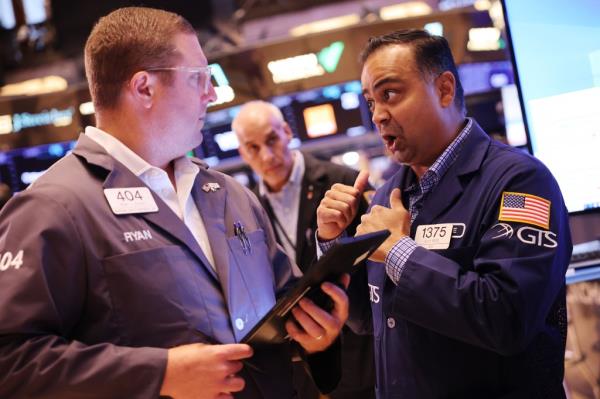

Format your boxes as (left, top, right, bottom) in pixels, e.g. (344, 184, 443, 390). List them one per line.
(263, 131, 279, 143)
(362, 76, 404, 95)
(241, 130, 278, 146)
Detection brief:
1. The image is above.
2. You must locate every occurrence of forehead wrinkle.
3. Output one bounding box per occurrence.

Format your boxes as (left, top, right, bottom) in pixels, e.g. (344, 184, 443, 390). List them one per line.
(373, 76, 405, 91)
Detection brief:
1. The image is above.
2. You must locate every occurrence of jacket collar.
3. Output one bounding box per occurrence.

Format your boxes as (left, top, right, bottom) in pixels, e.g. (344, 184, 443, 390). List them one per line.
(72, 133, 219, 280)
(295, 153, 329, 265)
(411, 119, 491, 225)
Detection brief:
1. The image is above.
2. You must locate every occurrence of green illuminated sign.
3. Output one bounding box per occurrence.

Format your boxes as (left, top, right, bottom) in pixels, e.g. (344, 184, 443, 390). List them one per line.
(317, 41, 345, 73)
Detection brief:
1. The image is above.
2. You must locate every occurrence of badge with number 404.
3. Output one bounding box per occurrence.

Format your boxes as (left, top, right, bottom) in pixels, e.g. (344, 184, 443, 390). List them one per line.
(415, 223, 453, 249)
(104, 187, 158, 215)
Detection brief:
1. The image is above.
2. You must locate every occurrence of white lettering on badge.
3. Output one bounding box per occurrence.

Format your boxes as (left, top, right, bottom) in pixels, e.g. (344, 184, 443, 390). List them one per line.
(123, 230, 153, 243)
(368, 283, 380, 303)
(104, 187, 158, 215)
(415, 223, 453, 249)
(0, 250, 24, 271)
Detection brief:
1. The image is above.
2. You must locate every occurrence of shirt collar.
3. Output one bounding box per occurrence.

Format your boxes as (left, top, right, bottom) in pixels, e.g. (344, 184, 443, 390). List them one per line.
(258, 150, 305, 197)
(84, 126, 198, 181)
(428, 118, 473, 179)
(406, 118, 473, 192)
(85, 126, 154, 177)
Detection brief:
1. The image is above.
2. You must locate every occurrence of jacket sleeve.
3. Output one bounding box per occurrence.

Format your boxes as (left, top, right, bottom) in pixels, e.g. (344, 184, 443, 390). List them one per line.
(345, 260, 374, 335)
(0, 191, 167, 399)
(341, 169, 375, 335)
(390, 162, 572, 355)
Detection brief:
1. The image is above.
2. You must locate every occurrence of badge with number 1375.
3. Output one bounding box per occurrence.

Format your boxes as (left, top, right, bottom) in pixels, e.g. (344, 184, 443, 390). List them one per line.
(414, 223, 453, 249)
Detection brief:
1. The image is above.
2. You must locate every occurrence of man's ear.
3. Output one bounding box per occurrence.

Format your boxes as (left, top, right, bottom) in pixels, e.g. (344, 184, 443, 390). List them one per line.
(127, 71, 156, 109)
(282, 122, 294, 140)
(234, 131, 249, 161)
(436, 71, 456, 108)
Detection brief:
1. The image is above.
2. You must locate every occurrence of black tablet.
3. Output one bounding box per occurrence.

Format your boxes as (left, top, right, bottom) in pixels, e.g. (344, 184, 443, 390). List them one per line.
(241, 229, 390, 346)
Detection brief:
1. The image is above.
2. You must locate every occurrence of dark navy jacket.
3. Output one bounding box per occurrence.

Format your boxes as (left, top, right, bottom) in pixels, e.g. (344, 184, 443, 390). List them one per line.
(347, 121, 572, 399)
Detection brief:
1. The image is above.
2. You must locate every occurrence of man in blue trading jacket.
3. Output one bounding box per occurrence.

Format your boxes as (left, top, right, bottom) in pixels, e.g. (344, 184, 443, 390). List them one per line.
(0, 7, 349, 399)
(316, 29, 572, 398)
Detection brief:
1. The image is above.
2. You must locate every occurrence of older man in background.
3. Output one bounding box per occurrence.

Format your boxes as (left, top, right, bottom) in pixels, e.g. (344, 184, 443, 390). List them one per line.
(233, 100, 375, 399)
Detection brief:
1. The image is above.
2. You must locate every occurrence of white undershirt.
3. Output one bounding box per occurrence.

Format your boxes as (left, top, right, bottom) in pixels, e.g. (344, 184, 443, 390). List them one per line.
(85, 126, 216, 270)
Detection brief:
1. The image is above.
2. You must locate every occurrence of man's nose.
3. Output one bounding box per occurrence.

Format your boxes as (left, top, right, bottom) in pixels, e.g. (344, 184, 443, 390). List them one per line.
(259, 146, 274, 162)
(371, 103, 389, 126)
(203, 81, 218, 103)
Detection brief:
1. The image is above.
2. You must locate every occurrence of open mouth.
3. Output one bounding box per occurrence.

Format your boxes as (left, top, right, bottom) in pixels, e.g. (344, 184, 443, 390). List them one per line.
(382, 134, 398, 152)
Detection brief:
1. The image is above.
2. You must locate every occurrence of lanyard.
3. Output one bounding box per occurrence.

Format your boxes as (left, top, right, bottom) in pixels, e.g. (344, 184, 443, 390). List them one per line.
(261, 196, 297, 252)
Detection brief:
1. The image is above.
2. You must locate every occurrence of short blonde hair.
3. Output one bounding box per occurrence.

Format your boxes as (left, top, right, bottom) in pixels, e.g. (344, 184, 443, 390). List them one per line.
(84, 7, 196, 110)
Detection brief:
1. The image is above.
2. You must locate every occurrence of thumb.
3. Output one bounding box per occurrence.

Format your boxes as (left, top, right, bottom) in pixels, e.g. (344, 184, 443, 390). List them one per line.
(389, 188, 404, 209)
(353, 170, 370, 193)
(220, 344, 254, 360)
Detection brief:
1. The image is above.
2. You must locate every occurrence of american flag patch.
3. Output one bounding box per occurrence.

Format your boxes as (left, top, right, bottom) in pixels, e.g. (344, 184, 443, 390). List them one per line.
(498, 192, 551, 229)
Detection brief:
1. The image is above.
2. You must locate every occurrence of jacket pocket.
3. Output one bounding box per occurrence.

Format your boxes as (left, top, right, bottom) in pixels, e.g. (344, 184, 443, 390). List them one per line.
(226, 229, 277, 340)
(101, 245, 201, 346)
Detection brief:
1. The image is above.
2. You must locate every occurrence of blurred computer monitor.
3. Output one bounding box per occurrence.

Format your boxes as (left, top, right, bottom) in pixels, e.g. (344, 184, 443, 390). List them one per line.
(272, 80, 373, 143)
(503, 0, 600, 214)
(0, 140, 75, 193)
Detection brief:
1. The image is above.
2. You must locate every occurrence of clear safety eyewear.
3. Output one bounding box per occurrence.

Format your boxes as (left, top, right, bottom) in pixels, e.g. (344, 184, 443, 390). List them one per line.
(145, 66, 212, 94)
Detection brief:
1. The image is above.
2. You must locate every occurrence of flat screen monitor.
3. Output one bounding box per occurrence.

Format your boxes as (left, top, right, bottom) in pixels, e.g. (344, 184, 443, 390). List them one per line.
(458, 60, 514, 96)
(271, 80, 374, 142)
(0, 140, 75, 193)
(0, 0, 47, 29)
(502, 0, 600, 214)
(196, 105, 243, 167)
(0, 0, 16, 29)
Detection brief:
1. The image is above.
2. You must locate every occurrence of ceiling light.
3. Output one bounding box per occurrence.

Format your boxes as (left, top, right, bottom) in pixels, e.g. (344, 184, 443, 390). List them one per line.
(290, 14, 360, 37)
(474, 0, 492, 11)
(467, 27, 502, 51)
(0, 76, 68, 97)
(380, 2, 432, 20)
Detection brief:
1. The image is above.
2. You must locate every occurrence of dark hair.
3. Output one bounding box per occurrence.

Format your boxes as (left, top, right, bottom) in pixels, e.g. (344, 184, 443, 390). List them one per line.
(360, 29, 465, 114)
(84, 7, 196, 110)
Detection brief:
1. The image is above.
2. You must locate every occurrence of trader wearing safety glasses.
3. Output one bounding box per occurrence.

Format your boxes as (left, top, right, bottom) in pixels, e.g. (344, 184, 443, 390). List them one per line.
(0, 7, 348, 399)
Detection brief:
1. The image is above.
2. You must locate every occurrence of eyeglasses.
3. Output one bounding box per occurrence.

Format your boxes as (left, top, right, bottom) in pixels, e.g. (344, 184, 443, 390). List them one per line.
(145, 66, 212, 94)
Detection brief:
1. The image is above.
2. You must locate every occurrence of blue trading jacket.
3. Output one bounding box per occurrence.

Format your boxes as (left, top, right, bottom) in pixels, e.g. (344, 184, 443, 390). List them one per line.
(346, 121, 572, 399)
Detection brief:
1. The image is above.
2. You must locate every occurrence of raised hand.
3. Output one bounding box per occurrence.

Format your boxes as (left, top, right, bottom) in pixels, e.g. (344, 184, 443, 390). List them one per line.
(356, 188, 410, 262)
(317, 170, 370, 241)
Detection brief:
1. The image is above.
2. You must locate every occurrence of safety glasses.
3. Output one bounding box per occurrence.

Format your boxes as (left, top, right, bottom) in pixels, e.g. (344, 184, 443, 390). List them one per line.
(145, 66, 212, 94)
